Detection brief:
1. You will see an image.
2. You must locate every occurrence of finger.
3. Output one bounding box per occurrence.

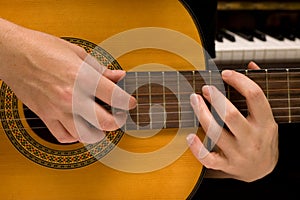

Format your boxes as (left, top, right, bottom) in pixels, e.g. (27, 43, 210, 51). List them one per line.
(247, 61, 260, 70)
(77, 98, 128, 131)
(72, 42, 127, 83)
(221, 70, 274, 124)
(43, 119, 78, 143)
(97, 73, 137, 110)
(186, 134, 210, 159)
(103, 69, 126, 83)
(201, 86, 250, 138)
(59, 111, 106, 144)
(190, 93, 234, 149)
(75, 62, 136, 110)
(67, 41, 108, 75)
(64, 39, 90, 59)
(70, 41, 127, 83)
(186, 134, 227, 171)
(82, 53, 107, 74)
(59, 113, 81, 140)
(73, 115, 106, 144)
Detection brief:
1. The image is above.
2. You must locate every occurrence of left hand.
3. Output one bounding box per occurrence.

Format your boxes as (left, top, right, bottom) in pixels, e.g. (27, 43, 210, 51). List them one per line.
(187, 62, 279, 182)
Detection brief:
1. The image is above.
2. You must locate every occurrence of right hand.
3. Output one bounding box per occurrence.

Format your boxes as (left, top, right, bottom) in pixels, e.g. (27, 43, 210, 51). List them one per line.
(0, 18, 136, 143)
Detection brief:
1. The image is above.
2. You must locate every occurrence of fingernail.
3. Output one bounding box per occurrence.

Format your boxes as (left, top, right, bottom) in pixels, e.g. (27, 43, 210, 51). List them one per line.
(202, 85, 211, 96)
(190, 93, 199, 106)
(222, 70, 232, 78)
(129, 96, 137, 109)
(186, 134, 195, 146)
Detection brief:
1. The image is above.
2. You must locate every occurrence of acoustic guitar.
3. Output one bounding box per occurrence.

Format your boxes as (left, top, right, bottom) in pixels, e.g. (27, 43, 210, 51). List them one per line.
(0, 1, 207, 199)
(2, 1, 299, 200)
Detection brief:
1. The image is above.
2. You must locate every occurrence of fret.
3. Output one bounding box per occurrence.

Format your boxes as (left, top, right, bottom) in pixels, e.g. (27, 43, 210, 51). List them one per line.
(227, 84, 230, 100)
(148, 72, 152, 130)
(209, 70, 212, 85)
(289, 69, 300, 122)
(192, 70, 197, 127)
(122, 72, 127, 131)
(265, 69, 269, 100)
(180, 71, 197, 128)
(286, 69, 291, 123)
(135, 72, 140, 130)
(177, 71, 181, 128)
(211, 70, 225, 95)
(263, 70, 288, 123)
(163, 71, 179, 128)
(136, 72, 150, 130)
(153, 71, 166, 130)
(192, 70, 196, 92)
(244, 68, 249, 117)
(162, 71, 166, 129)
(194, 71, 204, 94)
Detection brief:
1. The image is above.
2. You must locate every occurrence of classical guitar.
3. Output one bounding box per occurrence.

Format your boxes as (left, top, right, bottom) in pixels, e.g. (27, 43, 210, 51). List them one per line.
(0, 1, 207, 199)
(2, 1, 300, 200)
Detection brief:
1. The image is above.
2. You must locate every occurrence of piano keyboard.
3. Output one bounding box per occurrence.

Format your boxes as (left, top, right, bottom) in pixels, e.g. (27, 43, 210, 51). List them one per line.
(212, 29, 300, 66)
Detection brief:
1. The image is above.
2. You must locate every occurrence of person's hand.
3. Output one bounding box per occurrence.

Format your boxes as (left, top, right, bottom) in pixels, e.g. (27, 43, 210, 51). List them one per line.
(187, 61, 278, 182)
(0, 18, 136, 144)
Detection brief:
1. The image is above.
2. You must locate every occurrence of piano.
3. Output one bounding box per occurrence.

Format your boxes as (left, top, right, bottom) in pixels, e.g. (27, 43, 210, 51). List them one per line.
(211, 1, 300, 69)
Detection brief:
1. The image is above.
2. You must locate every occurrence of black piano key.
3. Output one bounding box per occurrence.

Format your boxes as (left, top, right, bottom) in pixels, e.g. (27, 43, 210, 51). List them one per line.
(294, 29, 300, 39)
(219, 29, 235, 42)
(234, 30, 254, 41)
(215, 32, 223, 42)
(252, 30, 266, 41)
(265, 30, 284, 41)
(283, 32, 296, 41)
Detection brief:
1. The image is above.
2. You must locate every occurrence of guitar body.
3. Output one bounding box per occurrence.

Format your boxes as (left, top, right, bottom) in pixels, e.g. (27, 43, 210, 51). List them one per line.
(0, 1, 206, 199)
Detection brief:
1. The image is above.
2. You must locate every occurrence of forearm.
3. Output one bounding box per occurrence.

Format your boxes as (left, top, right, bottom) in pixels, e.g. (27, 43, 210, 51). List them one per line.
(0, 18, 26, 82)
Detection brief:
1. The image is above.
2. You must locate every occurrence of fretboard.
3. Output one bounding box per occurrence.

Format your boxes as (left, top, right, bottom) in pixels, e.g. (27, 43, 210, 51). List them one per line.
(117, 68, 300, 131)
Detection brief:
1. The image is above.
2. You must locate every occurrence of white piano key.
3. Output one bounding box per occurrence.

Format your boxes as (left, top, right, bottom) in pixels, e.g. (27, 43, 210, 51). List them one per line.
(230, 32, 254, 63)
(283, 38, 300, 62)
(228, 31, 268, 63)
(252, 38, 266, 61)
(215, 30, 249, 64)
(295, 38, 300, 60)
(214, 29, 300, 65)
(215, 38, 234, 63)
(263, 35, 281, 62)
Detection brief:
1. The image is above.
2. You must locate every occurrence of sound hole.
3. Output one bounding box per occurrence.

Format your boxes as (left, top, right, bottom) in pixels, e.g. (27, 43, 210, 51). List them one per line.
(23, 104, 77, 145)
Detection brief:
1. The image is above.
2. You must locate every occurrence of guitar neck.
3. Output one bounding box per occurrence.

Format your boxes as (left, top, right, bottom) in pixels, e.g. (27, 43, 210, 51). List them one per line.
(117, 68, 300, 130)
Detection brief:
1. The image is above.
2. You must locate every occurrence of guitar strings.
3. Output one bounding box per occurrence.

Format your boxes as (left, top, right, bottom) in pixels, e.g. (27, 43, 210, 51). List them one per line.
(0, 96, 300, 116)
(0, 70, 299, 131)
(1, 97, 300, 113)
(0, 97, 298, 131)
(0, 114, 299, 132)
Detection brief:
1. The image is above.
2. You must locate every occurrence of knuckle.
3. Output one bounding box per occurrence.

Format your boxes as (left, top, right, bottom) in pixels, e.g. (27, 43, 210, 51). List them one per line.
(201, 153, 219, 169)
(245, 86, 264, 100)
(57, 86, 73, 108)
(99, 117, 117, 131)
(224, 108, 240, 123)
(271, 121, 278, 131)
